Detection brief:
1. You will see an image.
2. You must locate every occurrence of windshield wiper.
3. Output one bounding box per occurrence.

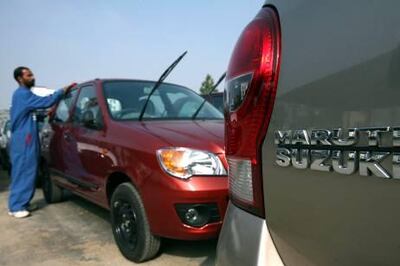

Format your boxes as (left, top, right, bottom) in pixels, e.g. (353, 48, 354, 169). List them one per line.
(192, 72, 226, 120)
(138, 51, 188, 121)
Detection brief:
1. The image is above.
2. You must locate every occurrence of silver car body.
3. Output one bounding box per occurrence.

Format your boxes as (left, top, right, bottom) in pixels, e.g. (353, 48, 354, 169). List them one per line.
(0, 120, 11, 150)
(217, 1, 400, 265)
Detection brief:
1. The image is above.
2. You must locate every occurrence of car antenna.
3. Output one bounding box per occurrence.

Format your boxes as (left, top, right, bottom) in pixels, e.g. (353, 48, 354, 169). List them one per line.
(138, 51, 188, 121)
(192, 71, 226, 120)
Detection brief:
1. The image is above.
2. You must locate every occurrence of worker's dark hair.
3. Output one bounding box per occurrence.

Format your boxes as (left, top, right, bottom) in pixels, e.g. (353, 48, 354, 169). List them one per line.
(13, 66, 30, 82)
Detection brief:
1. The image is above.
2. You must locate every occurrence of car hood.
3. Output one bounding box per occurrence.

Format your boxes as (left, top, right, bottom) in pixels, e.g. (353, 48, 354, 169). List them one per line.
(138, 120, 225, 154)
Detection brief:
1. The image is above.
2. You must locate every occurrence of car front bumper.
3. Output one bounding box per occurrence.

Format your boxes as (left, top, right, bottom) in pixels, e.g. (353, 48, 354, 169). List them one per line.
(140, 175, 228, 240)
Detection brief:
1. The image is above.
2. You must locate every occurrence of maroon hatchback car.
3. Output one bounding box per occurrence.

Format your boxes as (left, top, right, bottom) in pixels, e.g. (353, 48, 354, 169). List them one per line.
(40, 79, 228, 262)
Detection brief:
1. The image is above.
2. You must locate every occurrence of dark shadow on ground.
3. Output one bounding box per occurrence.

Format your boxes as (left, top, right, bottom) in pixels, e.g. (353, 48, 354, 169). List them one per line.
(162, 238, 217, 266)
(68, 193, 111, 223)
(0, 171, 9, 193)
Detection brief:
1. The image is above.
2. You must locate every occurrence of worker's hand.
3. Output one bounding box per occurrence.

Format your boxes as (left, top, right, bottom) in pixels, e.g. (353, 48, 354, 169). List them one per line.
(47, 107, 55, 117)
(63, 83, 77, 94)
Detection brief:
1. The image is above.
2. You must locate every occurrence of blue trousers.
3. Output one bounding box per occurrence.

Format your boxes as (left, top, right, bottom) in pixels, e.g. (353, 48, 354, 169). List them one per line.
(8, 131, 38, 212)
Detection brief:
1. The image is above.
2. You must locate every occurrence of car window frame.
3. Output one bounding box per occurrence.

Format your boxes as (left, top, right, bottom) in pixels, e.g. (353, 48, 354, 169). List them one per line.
(51, 88, 79, 124)
(72, 84, 105, 131)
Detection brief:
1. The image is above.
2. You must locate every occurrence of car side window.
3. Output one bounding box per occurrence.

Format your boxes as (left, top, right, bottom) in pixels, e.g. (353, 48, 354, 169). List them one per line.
(54, 89, 78, 123)
(73, 85, 103, 130)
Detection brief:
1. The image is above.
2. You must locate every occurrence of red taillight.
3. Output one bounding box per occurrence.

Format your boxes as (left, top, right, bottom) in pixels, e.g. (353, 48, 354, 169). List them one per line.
(225, 7, 281, 218)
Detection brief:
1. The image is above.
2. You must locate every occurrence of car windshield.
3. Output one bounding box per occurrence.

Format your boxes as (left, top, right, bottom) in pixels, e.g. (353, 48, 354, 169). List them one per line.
(103, 81, 223, 121)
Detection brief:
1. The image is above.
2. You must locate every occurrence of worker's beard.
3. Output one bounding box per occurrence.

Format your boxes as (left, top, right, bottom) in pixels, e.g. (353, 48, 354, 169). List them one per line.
(25, 79, 35, 88)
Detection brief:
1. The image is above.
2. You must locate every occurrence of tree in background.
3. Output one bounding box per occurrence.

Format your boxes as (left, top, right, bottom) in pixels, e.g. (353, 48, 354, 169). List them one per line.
(199, 74, 215, 95)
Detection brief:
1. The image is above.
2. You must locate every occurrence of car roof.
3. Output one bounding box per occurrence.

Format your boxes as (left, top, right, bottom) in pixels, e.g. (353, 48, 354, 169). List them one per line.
(78, 78, 190, 90)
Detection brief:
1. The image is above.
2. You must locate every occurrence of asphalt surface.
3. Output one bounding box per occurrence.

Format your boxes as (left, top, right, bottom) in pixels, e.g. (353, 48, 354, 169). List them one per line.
(0, 171, 216, 266)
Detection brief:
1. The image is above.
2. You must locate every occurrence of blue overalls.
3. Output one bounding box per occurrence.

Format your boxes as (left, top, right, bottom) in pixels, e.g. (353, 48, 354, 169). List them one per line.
(8, 86, 64, 212)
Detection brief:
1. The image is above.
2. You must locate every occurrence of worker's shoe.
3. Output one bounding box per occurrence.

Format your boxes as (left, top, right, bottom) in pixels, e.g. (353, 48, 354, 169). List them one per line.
(8, 210, 30, 218)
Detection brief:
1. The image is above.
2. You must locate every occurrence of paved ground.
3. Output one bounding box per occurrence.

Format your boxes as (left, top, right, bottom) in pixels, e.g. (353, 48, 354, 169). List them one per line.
(0, 171, 216, 266)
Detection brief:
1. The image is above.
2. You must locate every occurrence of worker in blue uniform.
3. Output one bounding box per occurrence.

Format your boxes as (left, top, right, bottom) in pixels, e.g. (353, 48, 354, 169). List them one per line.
(8, 66, 75, 218)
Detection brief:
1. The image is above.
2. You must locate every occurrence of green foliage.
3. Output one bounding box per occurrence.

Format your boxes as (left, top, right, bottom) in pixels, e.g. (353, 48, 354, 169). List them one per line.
(199, 74, 215, 95)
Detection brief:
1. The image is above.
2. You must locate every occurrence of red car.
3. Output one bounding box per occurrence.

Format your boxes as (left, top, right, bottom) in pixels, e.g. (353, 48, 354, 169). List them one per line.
(40, 79, 228, 262)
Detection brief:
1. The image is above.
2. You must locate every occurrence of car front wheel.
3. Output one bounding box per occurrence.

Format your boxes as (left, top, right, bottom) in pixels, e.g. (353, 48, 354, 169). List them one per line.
(110, 182, 160, 263)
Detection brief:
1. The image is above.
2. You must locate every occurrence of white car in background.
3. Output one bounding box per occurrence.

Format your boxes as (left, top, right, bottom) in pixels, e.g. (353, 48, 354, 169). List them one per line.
(0, 120, 11, 149)
(0, 120, 11, 172)
(31, 86, 55, 97)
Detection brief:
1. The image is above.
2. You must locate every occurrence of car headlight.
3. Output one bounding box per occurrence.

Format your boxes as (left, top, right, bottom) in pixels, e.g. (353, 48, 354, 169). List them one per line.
(157, 147, 227, 179)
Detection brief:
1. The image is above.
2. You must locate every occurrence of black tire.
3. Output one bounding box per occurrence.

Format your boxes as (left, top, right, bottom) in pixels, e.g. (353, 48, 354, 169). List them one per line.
(36, 163, 43, 188)
(110, 182, 161, 263)
(41, 162, 64, 203)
